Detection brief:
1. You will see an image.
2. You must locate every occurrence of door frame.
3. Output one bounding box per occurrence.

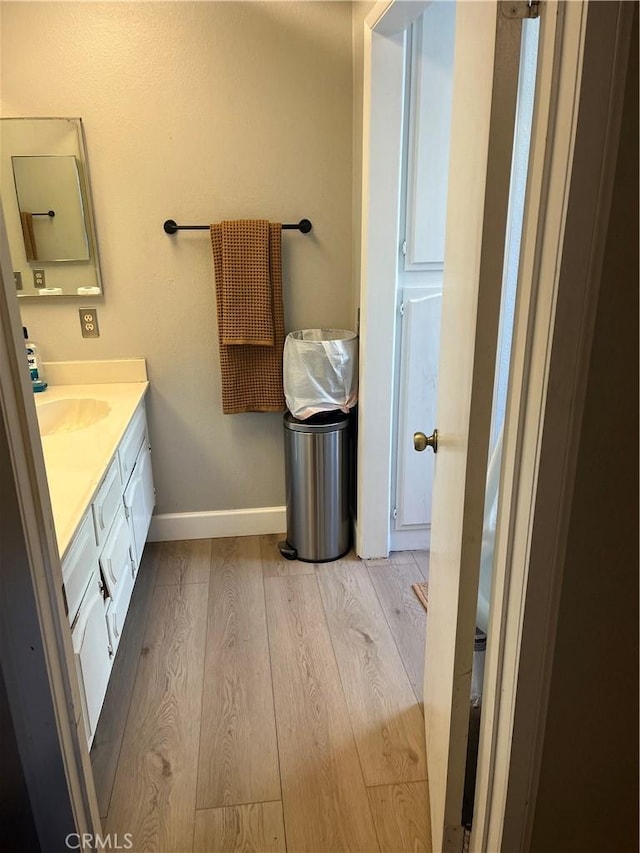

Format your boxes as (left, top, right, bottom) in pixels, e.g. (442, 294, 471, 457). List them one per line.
(357, 0, 634, 847)
(473, 3, 634, 849)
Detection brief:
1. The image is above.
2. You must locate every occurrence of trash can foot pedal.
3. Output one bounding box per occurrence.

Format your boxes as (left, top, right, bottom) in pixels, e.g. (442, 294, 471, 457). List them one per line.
(278, 541, 298, 560)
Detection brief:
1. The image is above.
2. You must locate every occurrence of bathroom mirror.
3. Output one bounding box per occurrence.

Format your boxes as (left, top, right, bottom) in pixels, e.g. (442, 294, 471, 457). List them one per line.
(12, 155, 90, 262)
(0, 118, 103, 297)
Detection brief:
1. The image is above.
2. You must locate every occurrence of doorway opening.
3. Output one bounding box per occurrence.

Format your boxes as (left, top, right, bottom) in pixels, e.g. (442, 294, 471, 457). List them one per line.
(357, 1, 545, 848)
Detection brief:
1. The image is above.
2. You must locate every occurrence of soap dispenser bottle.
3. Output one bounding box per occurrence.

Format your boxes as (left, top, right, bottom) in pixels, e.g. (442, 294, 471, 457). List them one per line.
(23, 326, 47, 392)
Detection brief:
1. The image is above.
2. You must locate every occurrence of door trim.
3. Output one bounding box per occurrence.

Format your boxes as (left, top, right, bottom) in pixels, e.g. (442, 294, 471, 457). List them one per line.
(357, 0, 429, 559)
(356, 8, 409, 558)
(0, 208, 101, 842)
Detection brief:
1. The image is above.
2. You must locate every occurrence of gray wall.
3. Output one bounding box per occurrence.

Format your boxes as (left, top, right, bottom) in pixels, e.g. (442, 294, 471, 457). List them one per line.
(351, 0, 376, 317)
(1, 1, 354, 515)
(530, 5, 639, 850)
(0, 664, 40, 852)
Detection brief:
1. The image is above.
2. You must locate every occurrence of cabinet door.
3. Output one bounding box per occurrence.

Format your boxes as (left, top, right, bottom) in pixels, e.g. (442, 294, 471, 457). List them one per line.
(99, 506, 135, 600)
(92, 456, 122, 547)
(118, 403, 146, 487)
(72, 572, 112, 744)
(62, 511, 98, 626)
(105, 562, 135, 659)
(404, 3, 456, 271)
(124, 441, 155, 569)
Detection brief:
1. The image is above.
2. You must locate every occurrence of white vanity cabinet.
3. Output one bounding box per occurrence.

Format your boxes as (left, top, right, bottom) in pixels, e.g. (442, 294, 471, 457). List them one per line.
(61, 399, 155, 745)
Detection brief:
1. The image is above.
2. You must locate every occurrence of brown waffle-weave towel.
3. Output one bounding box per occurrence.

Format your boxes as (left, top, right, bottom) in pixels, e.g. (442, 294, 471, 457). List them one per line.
(219, 219, 274, 345)
(20, 212, 38, 261)
(211, 221, 286, 414)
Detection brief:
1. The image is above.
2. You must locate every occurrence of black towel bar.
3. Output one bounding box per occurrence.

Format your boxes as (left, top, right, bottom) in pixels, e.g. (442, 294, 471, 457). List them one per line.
(163, 218, 312, 234)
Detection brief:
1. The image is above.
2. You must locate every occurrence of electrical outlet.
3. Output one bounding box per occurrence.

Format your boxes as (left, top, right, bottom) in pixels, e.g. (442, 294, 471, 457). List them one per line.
(79, 307, 100, 338)
(33, 269, 46, 288)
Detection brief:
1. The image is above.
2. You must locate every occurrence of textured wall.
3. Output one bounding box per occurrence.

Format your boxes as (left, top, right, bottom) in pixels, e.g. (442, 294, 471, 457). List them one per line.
(351, 0, 375, 325)
(1, 1, 354, 514)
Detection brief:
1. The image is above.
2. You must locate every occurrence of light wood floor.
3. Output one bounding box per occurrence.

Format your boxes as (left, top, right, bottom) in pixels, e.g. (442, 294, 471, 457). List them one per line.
(91, 536, 431, 853)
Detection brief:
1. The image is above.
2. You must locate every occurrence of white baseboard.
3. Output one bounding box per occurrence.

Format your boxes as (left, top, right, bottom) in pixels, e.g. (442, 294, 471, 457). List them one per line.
(148, 506, 286, 542)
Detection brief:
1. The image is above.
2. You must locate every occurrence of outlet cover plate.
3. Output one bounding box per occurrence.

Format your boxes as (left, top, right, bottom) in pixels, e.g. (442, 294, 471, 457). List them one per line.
(79, 307, 100, 338)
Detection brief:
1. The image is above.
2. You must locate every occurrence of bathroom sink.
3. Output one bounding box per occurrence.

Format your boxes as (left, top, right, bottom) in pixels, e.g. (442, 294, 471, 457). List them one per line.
(36, 398, 110, 436)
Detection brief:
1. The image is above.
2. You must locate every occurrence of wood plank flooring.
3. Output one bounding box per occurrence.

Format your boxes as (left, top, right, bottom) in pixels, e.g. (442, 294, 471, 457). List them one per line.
(315, 556, 426, 787)
(197, 537, 280, 809)
(266, 573, 380, 852)
(368, 782, 431, 853)
(92, 538, 430, 852)
(366, 555, 428, 706)
(90, 541, 160, 818)
(105, 578, 208, 851)
(193, 802, 286, 853)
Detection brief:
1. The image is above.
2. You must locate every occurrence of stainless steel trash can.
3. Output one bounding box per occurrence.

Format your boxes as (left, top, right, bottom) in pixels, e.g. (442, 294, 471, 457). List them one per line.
(279, 411, 351, 562)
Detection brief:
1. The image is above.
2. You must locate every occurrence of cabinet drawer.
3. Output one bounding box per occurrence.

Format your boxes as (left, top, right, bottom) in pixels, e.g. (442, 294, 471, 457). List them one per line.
(105, 564, 135, 659)
(99, 507, 134, 600)
(62, 511, 98, 626)
(92, 456, 121, 547)
(118, 404, 147, 488)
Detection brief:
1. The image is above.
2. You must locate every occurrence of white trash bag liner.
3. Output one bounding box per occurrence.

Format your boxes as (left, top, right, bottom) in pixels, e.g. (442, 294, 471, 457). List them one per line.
(283, 329, 358, 420)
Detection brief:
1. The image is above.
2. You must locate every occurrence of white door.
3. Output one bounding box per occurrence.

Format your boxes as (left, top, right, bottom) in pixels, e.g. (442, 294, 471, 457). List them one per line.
(393, 288, 441, 546)
(391, 3, 455, 552)
(421, 3, 528, 850)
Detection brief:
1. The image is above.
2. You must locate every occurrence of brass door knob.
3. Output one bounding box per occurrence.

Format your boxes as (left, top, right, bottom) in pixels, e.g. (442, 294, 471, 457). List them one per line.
(414, 429, 438, 453)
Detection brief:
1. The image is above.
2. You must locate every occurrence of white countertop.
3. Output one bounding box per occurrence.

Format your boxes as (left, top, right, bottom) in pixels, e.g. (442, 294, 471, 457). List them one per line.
(35, 382, 149, 559)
